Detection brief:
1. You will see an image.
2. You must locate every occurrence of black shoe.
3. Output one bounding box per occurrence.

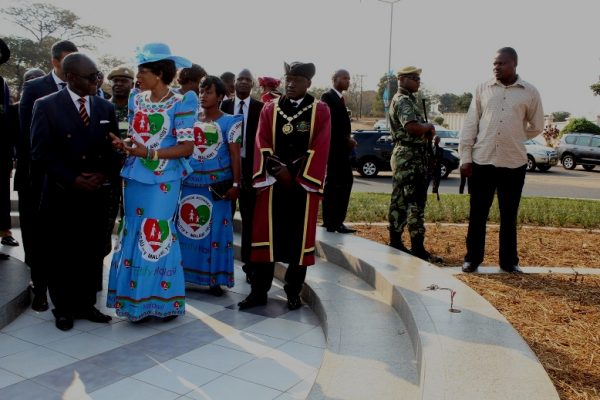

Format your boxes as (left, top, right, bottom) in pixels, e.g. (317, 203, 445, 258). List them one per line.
(0, 252, 8, 260)
(76, 307, 112, 323)
(412, 249, 444, 263)
(462, 262, 479, 273)
(1, 236, 19, 246)
(55, 316, 74, 331)
(325, 226, 336, 232)
(287, 296, 302, 310)
(209, 285, 224, 297)
(336, 224, 356, 234)
(238, 293, 267, 310)
(31, 293, 49, 312)
(500, 265, 524, 273)
(389, 242, 411, 253)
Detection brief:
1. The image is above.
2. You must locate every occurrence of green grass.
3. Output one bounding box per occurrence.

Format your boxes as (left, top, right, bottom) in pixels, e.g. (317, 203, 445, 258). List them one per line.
(347, 193, 600, 229)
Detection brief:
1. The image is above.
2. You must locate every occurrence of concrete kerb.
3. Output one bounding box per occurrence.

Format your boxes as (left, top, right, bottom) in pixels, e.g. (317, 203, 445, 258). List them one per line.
(311, 230, 560, 400)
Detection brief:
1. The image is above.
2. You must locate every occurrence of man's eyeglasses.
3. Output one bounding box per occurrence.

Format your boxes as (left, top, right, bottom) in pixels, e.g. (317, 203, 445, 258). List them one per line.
(73, 71, 102, 83)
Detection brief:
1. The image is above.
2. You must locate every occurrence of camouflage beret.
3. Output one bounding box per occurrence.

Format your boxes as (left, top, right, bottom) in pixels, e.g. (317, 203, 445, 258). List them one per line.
(396, 66, 422, 77)
(107, 65, 134, 80)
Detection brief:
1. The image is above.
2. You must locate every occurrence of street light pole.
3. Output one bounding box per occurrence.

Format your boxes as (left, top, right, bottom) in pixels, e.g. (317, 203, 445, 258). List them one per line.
(378, 0, 401, 127)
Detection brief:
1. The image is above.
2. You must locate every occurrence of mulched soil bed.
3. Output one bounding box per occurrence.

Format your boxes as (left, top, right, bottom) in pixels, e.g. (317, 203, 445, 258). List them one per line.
(353, 224, 600, 269)
(353, 223, 600, 400)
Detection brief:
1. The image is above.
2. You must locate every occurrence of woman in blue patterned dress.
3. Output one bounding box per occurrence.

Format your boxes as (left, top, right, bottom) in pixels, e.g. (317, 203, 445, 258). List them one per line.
(107, 43, 197, 322)
(177, 76, 242, 296)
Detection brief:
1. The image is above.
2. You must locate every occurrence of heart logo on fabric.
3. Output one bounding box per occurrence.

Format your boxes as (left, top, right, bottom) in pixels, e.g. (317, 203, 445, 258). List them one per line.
(177, 194, 212, 240)
(148, 113, 164, 135)
(142, 219, 170, 252)
(192, 122, 222, 160)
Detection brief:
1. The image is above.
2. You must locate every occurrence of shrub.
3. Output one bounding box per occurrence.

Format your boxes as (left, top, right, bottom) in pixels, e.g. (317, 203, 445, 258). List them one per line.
(560, 118, 600, 135)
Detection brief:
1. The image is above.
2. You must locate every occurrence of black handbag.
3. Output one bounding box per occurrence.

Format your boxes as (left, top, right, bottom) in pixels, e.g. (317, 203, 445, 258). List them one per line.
(208, 179, 233, 201)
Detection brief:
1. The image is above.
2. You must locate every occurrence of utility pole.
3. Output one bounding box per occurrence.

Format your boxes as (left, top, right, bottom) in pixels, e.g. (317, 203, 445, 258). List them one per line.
(357, 74, 366, 119)
(378, 0, 402, 128)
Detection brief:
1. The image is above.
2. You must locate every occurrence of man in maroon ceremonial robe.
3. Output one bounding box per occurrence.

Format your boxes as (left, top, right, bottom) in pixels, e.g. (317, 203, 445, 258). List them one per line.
(238, 62, 330, 311)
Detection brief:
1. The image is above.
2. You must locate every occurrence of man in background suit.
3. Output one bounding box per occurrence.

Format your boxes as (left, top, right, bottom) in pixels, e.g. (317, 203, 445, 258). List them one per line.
(31, 53, 121, 331)
(321, 69, 356, 233)
(17, 40, 78, 312)
(221, 69, 264, 283)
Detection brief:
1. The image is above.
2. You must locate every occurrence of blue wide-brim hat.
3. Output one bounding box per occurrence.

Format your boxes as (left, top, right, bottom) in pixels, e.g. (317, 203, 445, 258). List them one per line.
(135, 42, 192, 68)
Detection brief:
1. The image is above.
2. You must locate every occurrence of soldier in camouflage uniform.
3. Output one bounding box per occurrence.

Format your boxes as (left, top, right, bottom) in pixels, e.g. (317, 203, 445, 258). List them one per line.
(388, 66, 441, 262)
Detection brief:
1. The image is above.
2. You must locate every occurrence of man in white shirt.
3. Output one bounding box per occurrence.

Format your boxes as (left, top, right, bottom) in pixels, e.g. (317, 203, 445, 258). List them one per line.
(459, 47, 544, 273)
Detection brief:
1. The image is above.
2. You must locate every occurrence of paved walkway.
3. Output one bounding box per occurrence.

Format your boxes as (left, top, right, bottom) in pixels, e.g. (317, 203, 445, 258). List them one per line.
(0, 230, 326, 400)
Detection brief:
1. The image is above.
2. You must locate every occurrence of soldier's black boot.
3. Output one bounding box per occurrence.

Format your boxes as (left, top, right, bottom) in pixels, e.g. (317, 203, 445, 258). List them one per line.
(389, 230, 411, 254)
(410, 236, 443, 263)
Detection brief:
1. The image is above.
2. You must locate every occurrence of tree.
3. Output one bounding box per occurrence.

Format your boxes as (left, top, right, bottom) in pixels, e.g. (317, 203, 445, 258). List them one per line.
(560, 118, 600, 135)
(0, 35, 52, 94)
(372, 72, 437, 118)
(435, 92, 472, 113)
(590, 81, 600, 96)
(551, 111, 570, 122)
(1, 3, 108, 46)
(0, 3, 109, 92)
(308, 86, 327, 101)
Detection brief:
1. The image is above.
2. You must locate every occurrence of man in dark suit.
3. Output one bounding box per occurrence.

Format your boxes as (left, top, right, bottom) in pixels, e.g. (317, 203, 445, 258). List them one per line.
(30, 53, 121, 331)
(221, 69, 264, 283)
(17, 40, 78, 312)
(321, 69, 356, 233)
(0, 38, 17, 254)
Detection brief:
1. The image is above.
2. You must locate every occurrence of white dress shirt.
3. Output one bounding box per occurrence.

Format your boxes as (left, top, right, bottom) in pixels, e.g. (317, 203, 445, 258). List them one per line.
(67, 87, 91, 117)
(459, 76, 544, 168)
(51, 70, 66, 91)
(235, 96, 250, 158)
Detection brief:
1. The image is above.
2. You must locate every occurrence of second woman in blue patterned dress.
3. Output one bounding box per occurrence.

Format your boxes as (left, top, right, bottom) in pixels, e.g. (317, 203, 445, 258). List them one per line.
(177, 76, 242, 296)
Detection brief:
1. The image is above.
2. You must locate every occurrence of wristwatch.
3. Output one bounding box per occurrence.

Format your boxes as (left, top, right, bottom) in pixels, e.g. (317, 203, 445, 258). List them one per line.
(232, 182, 240, 188)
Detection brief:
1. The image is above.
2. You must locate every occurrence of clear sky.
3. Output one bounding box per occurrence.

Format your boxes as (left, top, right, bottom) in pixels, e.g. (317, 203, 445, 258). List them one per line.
(1, 0, 599, 118)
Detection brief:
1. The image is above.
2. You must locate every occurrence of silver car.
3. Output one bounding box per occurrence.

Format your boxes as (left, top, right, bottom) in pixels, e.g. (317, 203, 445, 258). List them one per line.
(525, 139, 558, 172)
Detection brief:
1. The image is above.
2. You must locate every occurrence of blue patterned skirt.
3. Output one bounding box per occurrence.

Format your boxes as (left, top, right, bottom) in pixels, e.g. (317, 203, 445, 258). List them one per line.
(107, 178, 186, 321)
(176, 184, 235, 287)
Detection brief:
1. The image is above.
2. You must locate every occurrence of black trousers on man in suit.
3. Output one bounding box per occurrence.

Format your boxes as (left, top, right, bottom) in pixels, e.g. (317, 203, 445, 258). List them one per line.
(322, 159, 354, 230)
(239, 156, 256, 264)
(464, 163, 526, 269)
(41, 185, 112, 317)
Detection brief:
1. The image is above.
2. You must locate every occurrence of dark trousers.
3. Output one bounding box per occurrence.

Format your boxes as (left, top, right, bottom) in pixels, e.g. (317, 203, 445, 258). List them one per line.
(42, 187, 110, 317)
(239, 184, 256, 264)
(251, 262, 307, 298)
(465, 163, 526, 268)
(322, 162, 353, 229)
(0, 168, 11, 231)
(18, 187, 47, 295)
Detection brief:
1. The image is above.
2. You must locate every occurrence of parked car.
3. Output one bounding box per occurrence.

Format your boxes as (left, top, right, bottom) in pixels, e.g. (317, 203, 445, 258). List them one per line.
(373, 119, 387, 130)
(433, 126, 460, 150)
(351, 129, 460, 178)
(524, 139, 558, 172)
(556, 133, 600, 170)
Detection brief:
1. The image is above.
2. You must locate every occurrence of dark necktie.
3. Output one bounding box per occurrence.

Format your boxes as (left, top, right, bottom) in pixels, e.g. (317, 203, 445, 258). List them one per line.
(238, 100, 246, 147)
(341, 96, 346, 106)
(78, 97, 90, 126)
(58, 82, 66, 90)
